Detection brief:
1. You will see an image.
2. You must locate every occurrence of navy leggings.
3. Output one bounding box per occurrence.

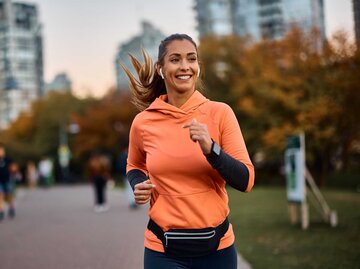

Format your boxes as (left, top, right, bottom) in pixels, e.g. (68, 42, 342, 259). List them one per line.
(93, 176, 106, 205)
(144, 244, 237, 269)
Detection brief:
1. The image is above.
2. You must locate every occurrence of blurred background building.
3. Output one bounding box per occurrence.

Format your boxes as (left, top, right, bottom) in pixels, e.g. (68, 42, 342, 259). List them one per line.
(115, 21, 165, 90)
(354, 0, 360, 47)
(194, 0, 233, 36)
(194, 0, 326, 43)
(45, 72, 72, 93)
(0, 0, 43, 129)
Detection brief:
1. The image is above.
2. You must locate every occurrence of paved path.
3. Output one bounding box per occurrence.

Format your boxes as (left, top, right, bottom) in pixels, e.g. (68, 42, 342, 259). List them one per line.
(0, 185, 251, 269)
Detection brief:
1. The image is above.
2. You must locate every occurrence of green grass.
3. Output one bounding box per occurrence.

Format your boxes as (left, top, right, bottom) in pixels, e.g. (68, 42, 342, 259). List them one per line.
(228, 186, 360, 269)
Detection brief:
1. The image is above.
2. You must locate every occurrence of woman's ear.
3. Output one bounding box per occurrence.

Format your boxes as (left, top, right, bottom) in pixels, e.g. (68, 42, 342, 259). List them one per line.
(159, 68, 164, 79)
(157, 65, 164, 79)
(197, 67, 200, 78)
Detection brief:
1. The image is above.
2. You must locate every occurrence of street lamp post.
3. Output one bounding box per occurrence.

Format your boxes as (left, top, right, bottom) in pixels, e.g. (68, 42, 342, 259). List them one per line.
(58, 122, 79, 183)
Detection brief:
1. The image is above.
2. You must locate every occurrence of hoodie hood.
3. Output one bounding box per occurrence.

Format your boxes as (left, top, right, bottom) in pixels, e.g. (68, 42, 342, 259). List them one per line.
(146, 90, 209, 118)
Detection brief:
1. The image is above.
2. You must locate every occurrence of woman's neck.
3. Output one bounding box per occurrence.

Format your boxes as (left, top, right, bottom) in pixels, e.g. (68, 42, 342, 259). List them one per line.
(166, 89, 195, 108)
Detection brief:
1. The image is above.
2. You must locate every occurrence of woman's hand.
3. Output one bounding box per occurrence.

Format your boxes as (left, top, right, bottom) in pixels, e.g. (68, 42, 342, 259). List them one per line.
(133, 180, 156, 205)
(183, 118, 212, 155)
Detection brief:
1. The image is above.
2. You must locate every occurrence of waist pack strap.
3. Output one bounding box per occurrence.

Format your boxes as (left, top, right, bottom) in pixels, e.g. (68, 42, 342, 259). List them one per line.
(147, 218, 166, 241)
(147, 217, 229, 243)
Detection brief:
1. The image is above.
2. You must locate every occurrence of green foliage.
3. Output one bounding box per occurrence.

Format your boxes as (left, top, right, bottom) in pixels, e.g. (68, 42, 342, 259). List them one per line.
(199, 29, 360, 178)
(73, 90, 137, 159)
(0, 87, 137, 178)
(0, 91, 94, 165)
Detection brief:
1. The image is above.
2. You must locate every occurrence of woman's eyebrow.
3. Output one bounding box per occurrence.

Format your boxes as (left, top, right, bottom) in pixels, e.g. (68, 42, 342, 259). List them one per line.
(168, 52, 197, 57)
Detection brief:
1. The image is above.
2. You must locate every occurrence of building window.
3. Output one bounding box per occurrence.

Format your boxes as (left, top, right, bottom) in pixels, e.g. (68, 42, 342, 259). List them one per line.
(0, 3, 5, 21)
(14, 4, 36, 30)
(16, 37, 33, 50)
(258, 0, 281, 6)
(17, 60, 32, 71)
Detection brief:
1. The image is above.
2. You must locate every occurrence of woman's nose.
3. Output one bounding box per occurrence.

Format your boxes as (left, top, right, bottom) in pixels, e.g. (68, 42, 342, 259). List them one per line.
(180, 60, 190, 70)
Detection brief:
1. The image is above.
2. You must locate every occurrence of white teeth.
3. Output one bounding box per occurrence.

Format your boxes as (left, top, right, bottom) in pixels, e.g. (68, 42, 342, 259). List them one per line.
(177, 75, 191, 80)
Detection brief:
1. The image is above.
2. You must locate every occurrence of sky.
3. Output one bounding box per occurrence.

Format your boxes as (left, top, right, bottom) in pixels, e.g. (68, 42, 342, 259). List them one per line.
(28, 0, 355, 98)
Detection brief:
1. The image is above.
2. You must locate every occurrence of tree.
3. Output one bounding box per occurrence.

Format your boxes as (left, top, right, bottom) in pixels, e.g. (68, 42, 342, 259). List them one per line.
(72, 90, 137, 161)
(199, 35, 250, 107)
(199, 29, 360, 182)
(0, 91, 94, 165)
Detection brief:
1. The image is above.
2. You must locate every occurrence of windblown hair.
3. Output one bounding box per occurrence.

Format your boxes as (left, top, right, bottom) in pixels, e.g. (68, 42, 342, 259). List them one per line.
(121, 34, 199, 111)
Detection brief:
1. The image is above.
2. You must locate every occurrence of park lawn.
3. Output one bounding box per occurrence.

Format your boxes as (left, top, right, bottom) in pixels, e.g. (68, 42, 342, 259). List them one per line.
(228, 186, 360, 269)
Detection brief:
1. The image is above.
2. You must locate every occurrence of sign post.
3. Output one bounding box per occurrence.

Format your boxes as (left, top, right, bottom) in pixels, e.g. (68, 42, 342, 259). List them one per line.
(285, 134, 309, 229)
(285, 133, 338, 229)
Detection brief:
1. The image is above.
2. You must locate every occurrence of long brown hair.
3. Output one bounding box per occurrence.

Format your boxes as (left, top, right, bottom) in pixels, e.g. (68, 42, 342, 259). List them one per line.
(121, 34, 200, 111)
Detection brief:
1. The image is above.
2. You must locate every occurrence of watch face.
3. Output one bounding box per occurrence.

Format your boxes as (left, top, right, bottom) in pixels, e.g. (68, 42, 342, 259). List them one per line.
(213, 142, 221, 156)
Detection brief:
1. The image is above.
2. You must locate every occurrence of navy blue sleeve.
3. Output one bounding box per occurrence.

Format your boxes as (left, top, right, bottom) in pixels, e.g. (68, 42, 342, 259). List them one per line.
(127, 169, 148, 190)
(206, 150, 250, 192)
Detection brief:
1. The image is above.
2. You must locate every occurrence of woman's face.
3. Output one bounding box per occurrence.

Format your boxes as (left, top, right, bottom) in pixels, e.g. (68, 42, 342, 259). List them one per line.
(160, 39, 199, 94)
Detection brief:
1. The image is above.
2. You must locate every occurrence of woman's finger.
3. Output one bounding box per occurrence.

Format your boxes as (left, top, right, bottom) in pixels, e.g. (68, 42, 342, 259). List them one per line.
(134, 180, 155, 205)
(135, 195, 151, 204)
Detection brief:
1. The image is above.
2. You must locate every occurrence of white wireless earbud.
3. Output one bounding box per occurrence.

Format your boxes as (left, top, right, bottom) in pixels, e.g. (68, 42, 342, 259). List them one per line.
(159, 68, 164, 79)
(197, 67, 201, 78)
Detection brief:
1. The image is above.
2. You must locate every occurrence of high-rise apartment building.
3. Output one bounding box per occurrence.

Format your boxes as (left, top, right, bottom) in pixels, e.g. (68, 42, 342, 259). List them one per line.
(195, 0, 234, 37)
(115, 21, 165, 90)
(45, 73, 72, 93)
(354, 0, 360, 46)
(194, 0, 325, 42)
(0, 0, 43, 129)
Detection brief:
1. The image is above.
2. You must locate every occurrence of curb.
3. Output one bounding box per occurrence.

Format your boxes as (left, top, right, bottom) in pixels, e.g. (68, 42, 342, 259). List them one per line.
(237, 252, 252, 269)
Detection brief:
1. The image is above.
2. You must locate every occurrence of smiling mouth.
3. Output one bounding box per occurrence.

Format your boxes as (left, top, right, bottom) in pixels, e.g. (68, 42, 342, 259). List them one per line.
(176, 75, 192, 80)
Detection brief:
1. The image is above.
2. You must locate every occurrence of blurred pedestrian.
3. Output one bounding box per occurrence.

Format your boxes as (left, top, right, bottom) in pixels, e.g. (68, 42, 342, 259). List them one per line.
(87, 153, 111, 213)
(0, 143, 16, 220)
(123, 34, 254, 268)
(26, 161, 39, 189)
(38, 156, 54, 187)
(9, 162, 22, 183)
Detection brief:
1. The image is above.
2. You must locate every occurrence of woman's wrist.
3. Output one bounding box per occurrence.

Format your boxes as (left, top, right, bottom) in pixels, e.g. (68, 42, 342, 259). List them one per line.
(201, 137, 213, 155)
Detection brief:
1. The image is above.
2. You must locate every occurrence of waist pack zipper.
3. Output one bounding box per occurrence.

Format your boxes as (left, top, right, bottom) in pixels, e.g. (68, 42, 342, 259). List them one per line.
(164, 230, 216, 247)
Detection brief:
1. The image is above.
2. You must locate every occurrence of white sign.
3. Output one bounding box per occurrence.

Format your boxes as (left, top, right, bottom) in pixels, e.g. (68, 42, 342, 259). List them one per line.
(285, 134, 305, 203)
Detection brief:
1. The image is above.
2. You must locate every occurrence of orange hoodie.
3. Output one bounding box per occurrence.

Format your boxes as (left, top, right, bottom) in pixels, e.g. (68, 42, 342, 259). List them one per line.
(127, 90, 254, 253)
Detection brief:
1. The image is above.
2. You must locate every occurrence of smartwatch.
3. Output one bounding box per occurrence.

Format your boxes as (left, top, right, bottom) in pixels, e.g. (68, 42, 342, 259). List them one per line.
(206, 140, 221, 157)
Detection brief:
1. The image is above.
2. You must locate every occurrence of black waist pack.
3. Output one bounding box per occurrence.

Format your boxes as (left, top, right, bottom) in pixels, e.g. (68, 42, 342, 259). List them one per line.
(147, 218, 229, 257)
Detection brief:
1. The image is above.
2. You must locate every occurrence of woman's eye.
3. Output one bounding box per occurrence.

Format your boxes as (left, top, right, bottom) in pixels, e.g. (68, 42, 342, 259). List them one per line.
(170, 58, 179, 63)
(188, 57, 197, 62)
